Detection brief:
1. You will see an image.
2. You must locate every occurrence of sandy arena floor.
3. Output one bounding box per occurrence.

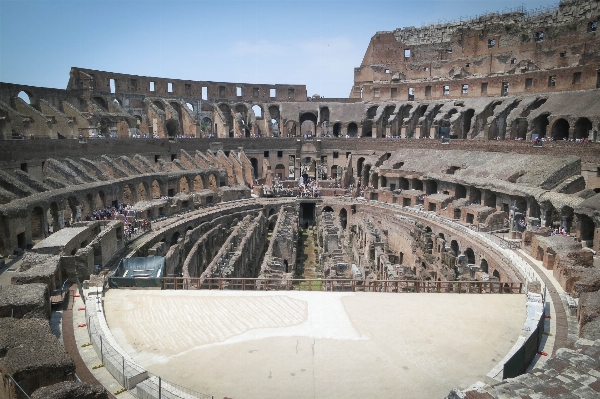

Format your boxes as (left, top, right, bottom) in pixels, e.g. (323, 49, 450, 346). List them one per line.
(104, 290, 525, 399)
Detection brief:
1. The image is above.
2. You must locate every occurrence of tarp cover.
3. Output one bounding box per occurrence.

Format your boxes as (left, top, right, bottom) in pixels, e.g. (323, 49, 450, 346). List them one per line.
(109, 257, 165, 288)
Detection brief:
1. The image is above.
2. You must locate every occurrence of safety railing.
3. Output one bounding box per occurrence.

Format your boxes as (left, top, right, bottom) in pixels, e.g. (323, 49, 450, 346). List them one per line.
(4, 374, 31, 399)
(162, 277, 523, 294)
(84, 292, 213, 399)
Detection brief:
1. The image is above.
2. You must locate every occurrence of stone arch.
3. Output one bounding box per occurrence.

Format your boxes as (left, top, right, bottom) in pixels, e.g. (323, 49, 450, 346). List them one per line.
(450, 240, 460, 257)
(151, 180, 162, 199)
(83, 193, 94, 218)
(322, 206, 334, 213)
(208, 174, 217, 190)
(464, 248, 475, 265)
(65, 196, 79, 224)
(93, 96, 108, 111)
(300, 112, 317, 136)
(492, 269, 500, 280)
(31, 206, 45, 239)
(123, 184, 136, 205)
(362, 120, 373, 137)
(462, 109, 475, 139)
(574, 117, 592, 140)
(166, 119, 179, 137)
(356, 157, 365, 180)
(193, 175, 204, 191)
(551, 118, 570, 140)
(48, 201, 60, 233)
(252, 104, 263, 119)
(455, 184, 466, 199)
(339, 208, 348, 230)
(179, 176, 190, 193)
(17, 90, 33, 104)
(250, 158, 259, 179)
(333, 122, 342, 137)
(137, 182, 148, 201)
(480, 258, 489, 273)
(93, 191, 104, 210)
(285, 120, 297, 137)
(412, 179, 423, 191)
(399, 177, 409, 190)
(347, 122, 358, 137)
(532, 113, 550, 138)
(153, 100, 165, 111)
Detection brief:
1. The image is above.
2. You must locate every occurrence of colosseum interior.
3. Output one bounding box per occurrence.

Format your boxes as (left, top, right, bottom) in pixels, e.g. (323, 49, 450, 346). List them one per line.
(1, 0, 600, 398)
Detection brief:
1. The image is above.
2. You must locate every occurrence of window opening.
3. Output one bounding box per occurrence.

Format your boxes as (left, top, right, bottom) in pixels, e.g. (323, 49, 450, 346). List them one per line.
(462, 84, 468, 94)
(481, 82, 488, 94)
(404, 49, 411, 58)
(535, 31, 544, 42)
(110, 79, 116, 94)
(488, 39, 495, 48)
(168, 82, 173, 93)
(548, 76, 556, 87)
(443, 86, 450, 96)
(502, 82, 509, 96)
(573, 72, 581, 84)
(236, 87, 242, 97)
(150, 81, 155, 91)
(270, 88, 276, 98)
(202, 87, 208, 100)
(525, 78, 533, 89)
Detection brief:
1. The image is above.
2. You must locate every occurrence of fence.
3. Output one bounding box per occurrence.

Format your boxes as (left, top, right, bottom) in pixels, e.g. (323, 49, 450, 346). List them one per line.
(162, 277, 523, 294)
(83, 289, 213, 399)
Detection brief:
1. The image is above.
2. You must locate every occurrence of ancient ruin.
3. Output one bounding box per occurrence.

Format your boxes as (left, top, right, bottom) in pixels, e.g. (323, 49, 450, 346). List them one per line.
(1, 0, 600, 398)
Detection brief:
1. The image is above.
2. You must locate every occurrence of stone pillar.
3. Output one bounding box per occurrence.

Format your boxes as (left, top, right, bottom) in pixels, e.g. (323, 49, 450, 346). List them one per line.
(401, 126, 407, 138)
(58, 210, 65, 229)
(385, 125, 391, 138)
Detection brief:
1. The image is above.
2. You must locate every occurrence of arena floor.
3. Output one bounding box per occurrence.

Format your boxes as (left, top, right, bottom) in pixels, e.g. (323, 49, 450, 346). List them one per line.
(104, 290, 525, 399)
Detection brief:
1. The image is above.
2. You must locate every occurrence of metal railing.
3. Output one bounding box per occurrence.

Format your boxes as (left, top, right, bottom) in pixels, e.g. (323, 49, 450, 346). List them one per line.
(84, 291, 213, 399)
(162, 277, 523, 294)
(4, 374, 31, 399)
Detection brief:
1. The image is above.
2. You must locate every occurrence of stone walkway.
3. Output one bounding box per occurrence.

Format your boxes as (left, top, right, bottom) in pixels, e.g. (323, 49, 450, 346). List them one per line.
(61, 286, 118, 399)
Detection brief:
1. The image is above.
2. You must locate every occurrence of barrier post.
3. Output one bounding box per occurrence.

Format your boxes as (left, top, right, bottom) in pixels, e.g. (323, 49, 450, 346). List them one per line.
(159, 376, 162, 399)
(122, 356, 126, 388)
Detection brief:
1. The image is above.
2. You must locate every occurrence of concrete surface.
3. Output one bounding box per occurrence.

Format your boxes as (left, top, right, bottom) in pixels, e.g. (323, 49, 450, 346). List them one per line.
(104, 290, 525, 399)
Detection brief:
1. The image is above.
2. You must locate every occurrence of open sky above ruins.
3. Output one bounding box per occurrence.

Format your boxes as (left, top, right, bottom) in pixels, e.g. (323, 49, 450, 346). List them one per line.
(1, 0, 559, 98)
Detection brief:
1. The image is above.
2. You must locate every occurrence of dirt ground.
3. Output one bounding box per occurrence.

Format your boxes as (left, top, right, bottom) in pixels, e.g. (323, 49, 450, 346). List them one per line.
(104, 290, 525, 399)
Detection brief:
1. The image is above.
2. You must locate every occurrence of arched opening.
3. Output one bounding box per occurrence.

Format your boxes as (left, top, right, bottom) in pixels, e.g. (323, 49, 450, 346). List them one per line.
(574, 117, 592, 140)
(356, 158, 365, 180)
(480, 259, 489, 274)
(462, 109, 475, 138)
(455, 184, 466, 199)
(450, 240, 459, 257)
(362, 120, 373, 137)
(94, 191, 105, 210)
(521, 98, 547, 117)
(186, 103, 194, 112)
(425, 180, 438, 195)
(371, 172, 379, 189)
(137, 182, 148, 201)
(322, 206, 334, 213)
(286, 121, 297, 137)
(399, 177, 409, 190)
(170, 231, 180, 247)
(194, 175, 204, 191)
(208, 174, 217, 189)
(153, 101, 165, 111)
(17, 91, 31, 104)
(464, 248, 475, 265)
(166, 119, 178, 137)
(363, 165, 371, 187)
(179, 177, 189, 193)
(151, 180, 161, 199)
(532, 113, 550, 138)
(31, 206, 44, 239)
(65, 197, 79, 224)
(252, 105, 263, 119)
(366, 106, 378, 120)
(412, 179, 423, 191)
(492, 269, 500, 280)
(268, 105, 280, 136)
(551, 118, 570, 140)
(93, 97, 108, 111)
(48, 202, 60, 233)
(201, 117, 212, 136)
(250, 158, 259, 179)
(300, 112, 317, 137)
(333, 122, 341, 137)
(123, 185, 135, 205)
(339, 208, 348, 230)
(245, 129, 251, 138)
(347, 122, 358, 137)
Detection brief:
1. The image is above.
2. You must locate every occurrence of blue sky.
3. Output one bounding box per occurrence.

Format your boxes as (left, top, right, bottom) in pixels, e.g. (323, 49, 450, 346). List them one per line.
(1, 0, 559, 98)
